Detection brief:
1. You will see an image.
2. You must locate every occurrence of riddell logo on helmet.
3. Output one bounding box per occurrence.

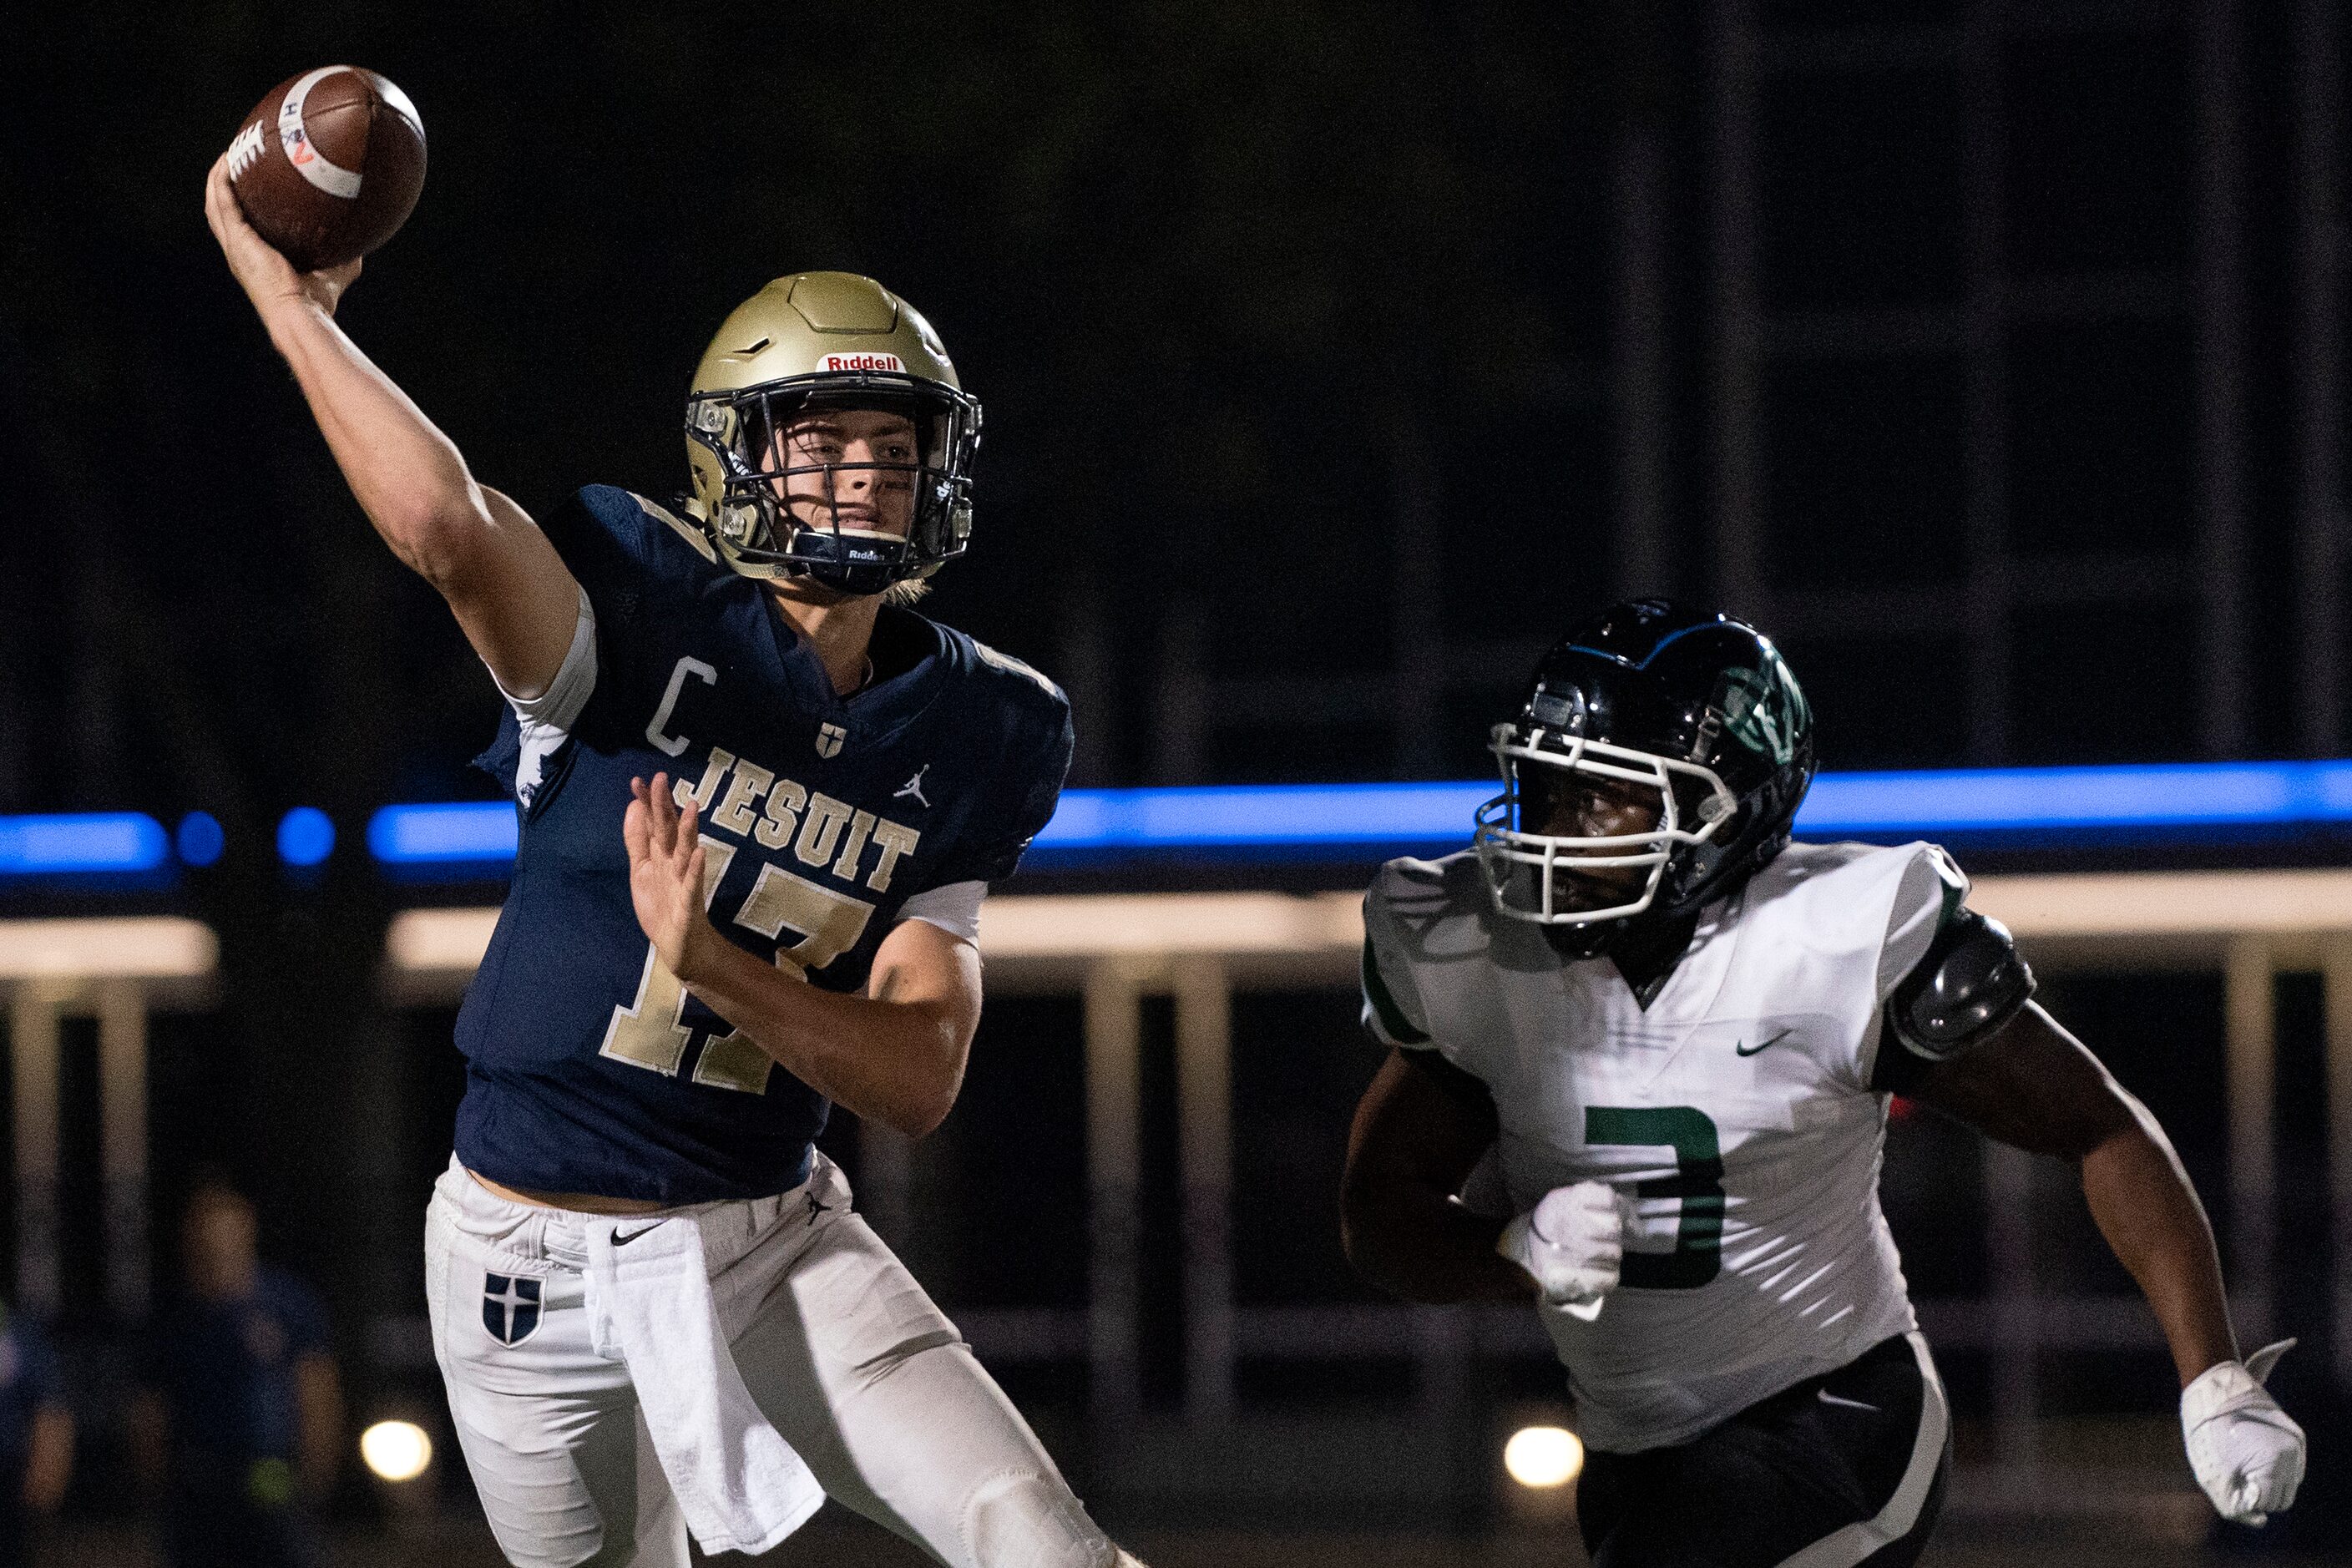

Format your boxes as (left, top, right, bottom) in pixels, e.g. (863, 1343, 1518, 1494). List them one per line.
(822, 353, 903, 373)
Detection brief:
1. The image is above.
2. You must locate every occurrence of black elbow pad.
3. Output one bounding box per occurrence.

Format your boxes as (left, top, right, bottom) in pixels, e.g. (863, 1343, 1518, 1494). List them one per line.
(1887, 908, 2035, 1063)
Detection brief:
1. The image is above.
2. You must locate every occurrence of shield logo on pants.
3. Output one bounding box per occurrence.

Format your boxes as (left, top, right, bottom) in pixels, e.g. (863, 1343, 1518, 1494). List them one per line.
(483, 1272, 543, 1346)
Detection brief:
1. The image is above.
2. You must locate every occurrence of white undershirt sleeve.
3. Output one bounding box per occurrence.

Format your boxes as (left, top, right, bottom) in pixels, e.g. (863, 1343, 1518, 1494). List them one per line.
(488, 585, 598, 805)
(894, 879, 986, 946)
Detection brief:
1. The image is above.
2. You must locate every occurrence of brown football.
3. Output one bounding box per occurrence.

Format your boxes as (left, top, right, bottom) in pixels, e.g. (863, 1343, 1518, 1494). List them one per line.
(225, 67, 426, 272)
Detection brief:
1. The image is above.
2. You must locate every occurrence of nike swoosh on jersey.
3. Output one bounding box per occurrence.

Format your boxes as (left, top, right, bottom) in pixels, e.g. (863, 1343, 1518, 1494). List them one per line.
(612, 1222, 667, 1247)
(1735, 1028, 1796, 1057)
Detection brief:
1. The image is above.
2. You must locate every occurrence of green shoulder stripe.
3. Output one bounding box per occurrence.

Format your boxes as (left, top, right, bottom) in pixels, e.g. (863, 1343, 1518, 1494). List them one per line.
(1361, 933, 1432, 1045)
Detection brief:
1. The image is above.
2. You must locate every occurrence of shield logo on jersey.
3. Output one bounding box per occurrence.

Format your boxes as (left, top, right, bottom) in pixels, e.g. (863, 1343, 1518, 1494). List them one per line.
(815, 722, 847, 759)
(482, 1272, 543, 1346)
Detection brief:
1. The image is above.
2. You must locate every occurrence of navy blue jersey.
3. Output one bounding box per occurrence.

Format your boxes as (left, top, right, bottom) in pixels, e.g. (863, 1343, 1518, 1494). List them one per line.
(454, 485, 1073, 1203)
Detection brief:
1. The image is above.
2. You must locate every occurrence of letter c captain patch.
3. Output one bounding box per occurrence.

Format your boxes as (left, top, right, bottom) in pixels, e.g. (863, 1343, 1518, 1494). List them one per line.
(483, 1272, 543, 1346)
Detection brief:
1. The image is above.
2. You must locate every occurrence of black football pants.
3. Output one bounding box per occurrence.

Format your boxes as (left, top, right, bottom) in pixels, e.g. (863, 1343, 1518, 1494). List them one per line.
(1576, 1332, 1950, 1568)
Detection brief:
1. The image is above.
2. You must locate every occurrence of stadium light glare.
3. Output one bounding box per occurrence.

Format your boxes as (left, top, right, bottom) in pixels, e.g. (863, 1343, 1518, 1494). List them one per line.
(0, 813, 169, 876)
(359, 1419, 432, 1482)
(276, 807, 336, 867)
(1504, 1424, 1584, 1489)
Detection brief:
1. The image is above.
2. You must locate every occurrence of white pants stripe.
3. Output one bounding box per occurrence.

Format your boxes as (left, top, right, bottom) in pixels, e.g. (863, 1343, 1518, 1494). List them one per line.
(424, 1156, 1119, 1568)
(1778, 1333, 1950, 1568)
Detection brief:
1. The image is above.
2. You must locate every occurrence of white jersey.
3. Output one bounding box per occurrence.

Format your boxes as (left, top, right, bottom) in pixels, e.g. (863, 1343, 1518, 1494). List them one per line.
(1360, 839, 1961, 1453)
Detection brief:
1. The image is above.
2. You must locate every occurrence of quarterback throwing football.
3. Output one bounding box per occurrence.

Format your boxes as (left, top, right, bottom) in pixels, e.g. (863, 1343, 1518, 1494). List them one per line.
(1343, 600, 2305, 1566)
(206, 160, 1141, 1568)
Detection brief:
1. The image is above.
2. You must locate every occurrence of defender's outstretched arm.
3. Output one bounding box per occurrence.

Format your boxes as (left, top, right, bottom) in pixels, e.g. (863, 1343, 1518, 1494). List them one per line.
(625, 775, 978, 1140)
(1908, 1000, 2306, 1524)
(1341, 1046, 1535, 1303)
(203, 156, 577, 699)
(1905, 1002, 2235, 1385)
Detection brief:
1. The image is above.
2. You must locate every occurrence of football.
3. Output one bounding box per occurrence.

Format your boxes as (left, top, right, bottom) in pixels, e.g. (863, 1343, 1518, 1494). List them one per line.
(225, 67, 426, 273)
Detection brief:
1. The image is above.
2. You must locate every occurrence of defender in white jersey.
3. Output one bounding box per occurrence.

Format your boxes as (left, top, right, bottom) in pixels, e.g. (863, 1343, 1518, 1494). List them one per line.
(1342, 601, 2305, 1567)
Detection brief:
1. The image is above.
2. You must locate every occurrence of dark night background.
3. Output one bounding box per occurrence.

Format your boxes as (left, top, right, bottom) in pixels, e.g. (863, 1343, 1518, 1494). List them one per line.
(3, 2, 2347, 824)
(2, 1, 2350, 1562)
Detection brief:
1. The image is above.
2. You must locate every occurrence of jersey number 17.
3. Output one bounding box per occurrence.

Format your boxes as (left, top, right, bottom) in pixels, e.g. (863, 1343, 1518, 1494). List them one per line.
(599, 837, 874, 1093)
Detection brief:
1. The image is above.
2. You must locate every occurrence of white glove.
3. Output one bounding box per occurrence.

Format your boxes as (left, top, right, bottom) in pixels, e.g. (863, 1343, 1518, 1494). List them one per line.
(2182, 1338, 2305, 1525)
(1497, 1181, 1630, 1322)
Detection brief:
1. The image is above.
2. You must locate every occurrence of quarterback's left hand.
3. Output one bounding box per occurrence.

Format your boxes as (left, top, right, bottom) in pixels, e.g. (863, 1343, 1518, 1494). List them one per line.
(2183, 1338, 2305, 1525)
(625, 774, 716, 983)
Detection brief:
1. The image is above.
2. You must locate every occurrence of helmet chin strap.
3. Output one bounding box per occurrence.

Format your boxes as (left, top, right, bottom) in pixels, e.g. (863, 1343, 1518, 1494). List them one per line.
(799, 564, 900, 597)
(775, 514, 913, 596)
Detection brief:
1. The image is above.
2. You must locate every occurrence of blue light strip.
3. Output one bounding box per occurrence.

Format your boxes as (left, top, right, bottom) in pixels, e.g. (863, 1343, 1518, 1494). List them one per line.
(1798, 761, 2352, 833)
(276, 807, 337, 867)
(6, 762, 2344, 878)
(1034, 782, 1495, 847)
(367, 802, 519, 863)
(0, 813, 170, 874)
(346, 758, 2352, 866)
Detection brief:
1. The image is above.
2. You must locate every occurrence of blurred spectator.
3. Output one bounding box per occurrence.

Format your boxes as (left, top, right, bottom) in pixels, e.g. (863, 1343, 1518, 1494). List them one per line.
(0, 1302, 72, 1567)
(130, 1181, 341, 1568)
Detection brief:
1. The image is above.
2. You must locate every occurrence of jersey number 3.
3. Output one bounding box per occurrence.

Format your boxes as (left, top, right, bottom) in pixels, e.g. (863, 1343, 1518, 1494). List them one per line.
(1585, 1105, 1724, 1289)
(599, 837, 874, 1093)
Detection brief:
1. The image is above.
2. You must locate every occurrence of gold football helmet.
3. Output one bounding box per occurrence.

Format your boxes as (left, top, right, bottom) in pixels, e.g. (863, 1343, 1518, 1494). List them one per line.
(681, 272, 981, 594)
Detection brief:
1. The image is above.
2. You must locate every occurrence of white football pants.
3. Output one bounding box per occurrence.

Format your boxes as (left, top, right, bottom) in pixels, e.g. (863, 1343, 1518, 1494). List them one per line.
(424, 1155, 1120, 1568)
